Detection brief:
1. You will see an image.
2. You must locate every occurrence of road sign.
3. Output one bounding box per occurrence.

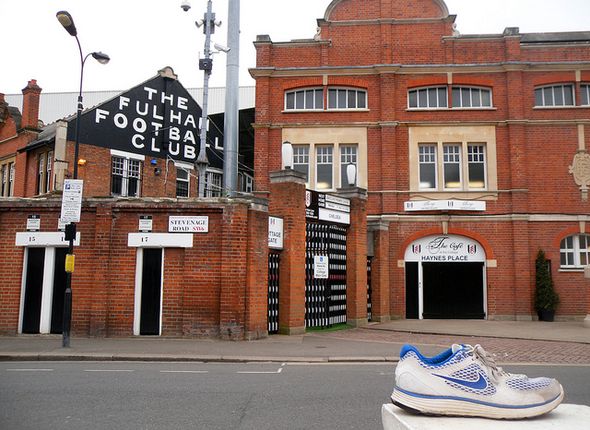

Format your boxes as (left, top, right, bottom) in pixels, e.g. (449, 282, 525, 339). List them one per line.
(60, 179, 84, 223)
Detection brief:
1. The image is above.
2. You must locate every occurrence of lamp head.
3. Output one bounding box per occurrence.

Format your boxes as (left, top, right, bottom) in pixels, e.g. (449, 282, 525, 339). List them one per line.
(180, 0, 191, 12)
(91, 51, 110, 65)
(282, 141, 293, 170)
(56, 10, 77, 37)
(213, 43, 231, 53)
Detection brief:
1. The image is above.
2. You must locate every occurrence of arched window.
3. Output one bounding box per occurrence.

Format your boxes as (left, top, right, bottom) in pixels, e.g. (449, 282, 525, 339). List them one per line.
(452, 86, 492, 108)
(560, 234, 590, 268)
(284, 87, 324, 111)
(535, 84, 575, 107)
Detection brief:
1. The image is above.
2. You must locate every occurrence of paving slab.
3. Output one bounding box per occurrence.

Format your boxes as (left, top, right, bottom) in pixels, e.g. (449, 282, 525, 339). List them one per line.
(381, 403, 590, 430)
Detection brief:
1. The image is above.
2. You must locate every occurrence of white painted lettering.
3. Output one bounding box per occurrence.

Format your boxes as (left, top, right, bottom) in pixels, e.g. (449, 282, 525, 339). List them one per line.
(168, 142, 179, 155)
(144, 86, 158, 101)
(184, 114, 197, 128)
(183, 130, 196, 144)
(161, 92, 174, 106)
(95, 109, 109, 123)
(152, 105, 163, 121)
(133, 117, 147, 133)
(119, 96, 130, 110)
(150, 138, 161, 153)
(169, 127, 180, 141)
(170, 110, 182, 125)
(151, 122, 163, 136)
(114, 113, 128, 129)
(136, 101, 149, 116)
(132, 134, 145, 149)
(177, 97, 188, 110)
(184, 145, 196, 159)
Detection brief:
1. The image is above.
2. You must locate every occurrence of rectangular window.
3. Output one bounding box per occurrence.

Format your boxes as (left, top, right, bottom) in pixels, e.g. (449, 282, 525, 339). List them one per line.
(176, 167, 189, 198)
(340, 145, 358, 188)
(111, 156, 141, 197)
(205, 171, 223, 197)
(443, 144, 461, 189)
(315, 145, 333, 190)
(293, 145, 310, 183)
(534, 84, 575, 107)
(581, 84, 590, 106)
(8, 162, 14, 196)
(37, 154, 45, 194)
(418, 145, 437, 189)
(46, 151, 53, 193)
(409, 87, 448, 109)
(0, 165, 5, 197)
(467, 144, 486, 189)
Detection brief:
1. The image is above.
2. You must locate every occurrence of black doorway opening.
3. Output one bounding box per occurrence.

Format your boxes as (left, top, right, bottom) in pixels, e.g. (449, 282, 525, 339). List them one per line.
(422, 262, 485, 319)
(140, 248, 163, 335)
(22, 248, 46, 334)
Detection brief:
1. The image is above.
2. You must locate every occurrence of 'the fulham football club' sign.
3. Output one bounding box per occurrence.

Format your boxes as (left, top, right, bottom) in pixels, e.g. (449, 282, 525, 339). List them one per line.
(69, 70, 221, 164)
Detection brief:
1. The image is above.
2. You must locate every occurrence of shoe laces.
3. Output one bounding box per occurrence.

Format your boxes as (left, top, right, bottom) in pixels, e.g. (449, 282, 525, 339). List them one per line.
(465, 344, 509, 383)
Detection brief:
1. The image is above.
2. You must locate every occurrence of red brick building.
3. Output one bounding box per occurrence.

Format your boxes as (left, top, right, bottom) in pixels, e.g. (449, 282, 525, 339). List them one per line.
(252, 0, 590, 322)
(0, 69, 271, 339)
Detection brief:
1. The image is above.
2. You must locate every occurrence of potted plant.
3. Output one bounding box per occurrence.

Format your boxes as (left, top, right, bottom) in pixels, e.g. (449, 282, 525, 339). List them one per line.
(534, 250, 560, 321)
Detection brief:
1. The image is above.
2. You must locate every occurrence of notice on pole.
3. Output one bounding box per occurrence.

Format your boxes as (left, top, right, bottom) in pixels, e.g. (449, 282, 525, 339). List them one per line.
(314, 255, 329, 279)
(60, 179, 84, 223)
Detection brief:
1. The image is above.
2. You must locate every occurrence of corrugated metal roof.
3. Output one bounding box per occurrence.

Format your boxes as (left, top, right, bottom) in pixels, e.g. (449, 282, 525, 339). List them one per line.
(5, 86, 255, 126)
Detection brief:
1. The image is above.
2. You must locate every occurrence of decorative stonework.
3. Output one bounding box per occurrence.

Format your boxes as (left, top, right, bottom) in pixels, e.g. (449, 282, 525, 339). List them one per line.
(569, 150, 590, 200)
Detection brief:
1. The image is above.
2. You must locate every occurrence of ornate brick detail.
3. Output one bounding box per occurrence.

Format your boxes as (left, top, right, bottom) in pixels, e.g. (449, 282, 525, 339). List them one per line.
(569, 150, 590, 199)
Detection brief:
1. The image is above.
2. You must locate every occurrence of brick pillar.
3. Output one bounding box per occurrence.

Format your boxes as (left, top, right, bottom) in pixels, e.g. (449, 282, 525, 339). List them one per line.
(338, 187, 368, 327)
(269, 170, 306, 335)
(244, 203, 270, 339)
(512, 220, 532, 320)
(89, 203, 112, 336)
(368, 221, 390, 322)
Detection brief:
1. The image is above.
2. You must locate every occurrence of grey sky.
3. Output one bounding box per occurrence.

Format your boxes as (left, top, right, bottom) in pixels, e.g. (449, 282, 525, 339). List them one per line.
(2, 0, 590, 95)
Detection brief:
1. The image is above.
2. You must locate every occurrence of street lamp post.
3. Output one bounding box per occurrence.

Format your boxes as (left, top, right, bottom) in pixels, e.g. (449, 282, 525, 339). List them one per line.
(56, 10, 109, 347)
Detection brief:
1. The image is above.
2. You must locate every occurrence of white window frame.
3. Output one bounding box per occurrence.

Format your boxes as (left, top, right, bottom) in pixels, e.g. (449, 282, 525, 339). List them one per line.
(410, 126, 497, 195)
(534, 84, 575, 107)
(581, 84, 590, 106)
(205, 169, 223, 197)
(293, 145, 310, 186)
(451, 86, 493, 108)
(327, 88, 368, 110)
(443, 144, 462, 190)
(408, 86, 448, 109)
(284, 87, 324, 111)
(560, 234, 590, 269)
(315, 145, 333, 191)
(418, 144, 437, 190)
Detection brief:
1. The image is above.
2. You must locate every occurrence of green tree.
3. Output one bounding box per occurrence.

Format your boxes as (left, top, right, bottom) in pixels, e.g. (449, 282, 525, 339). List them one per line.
(534, 250, 560, 312)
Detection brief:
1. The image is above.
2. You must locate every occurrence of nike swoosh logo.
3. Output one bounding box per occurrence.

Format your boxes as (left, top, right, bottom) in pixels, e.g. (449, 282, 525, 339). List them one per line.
(434, 372, 488, 390)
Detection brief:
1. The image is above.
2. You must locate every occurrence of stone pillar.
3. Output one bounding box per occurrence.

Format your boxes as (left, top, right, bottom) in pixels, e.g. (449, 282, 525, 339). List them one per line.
(338, 187, 368, 327)
(269, 170, 307, 335)
(368, 220, 390, 322)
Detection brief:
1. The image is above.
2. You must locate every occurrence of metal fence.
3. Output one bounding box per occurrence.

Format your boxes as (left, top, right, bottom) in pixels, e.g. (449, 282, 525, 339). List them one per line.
(267, 251, 280, 334)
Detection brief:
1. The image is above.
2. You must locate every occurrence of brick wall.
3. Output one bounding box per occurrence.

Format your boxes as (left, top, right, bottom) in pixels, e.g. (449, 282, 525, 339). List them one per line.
(0, 197, 269, 338)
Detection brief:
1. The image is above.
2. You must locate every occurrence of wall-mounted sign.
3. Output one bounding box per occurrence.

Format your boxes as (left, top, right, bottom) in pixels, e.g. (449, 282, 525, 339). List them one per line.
(139, 215, 153, 232)
(404, 235, 486, 263)
(306, 190, 351, 225)
(268, 216, 284, 249)
(15, 232, 80, 247)
(27, 215, 40, 232)
(60, 179, 84, 223)
(404, 200, 486, 212)
(168, 216, 209, 233)
(128, 233, 193, 248)
(71, 74, 218, 165)
(314, 255, 329, 279)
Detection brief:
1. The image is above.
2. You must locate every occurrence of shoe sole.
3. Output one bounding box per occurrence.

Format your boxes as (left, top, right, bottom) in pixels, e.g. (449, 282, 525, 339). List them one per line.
(391, 385, 564, 420)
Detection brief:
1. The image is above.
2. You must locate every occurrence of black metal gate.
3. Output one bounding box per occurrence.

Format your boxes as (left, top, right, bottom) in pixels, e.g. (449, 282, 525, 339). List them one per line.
(305, 222, 347, 329)
(267, 251, 280, 334)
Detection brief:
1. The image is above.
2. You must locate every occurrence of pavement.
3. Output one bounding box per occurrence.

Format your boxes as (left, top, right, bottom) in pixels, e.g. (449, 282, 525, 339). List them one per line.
(0, 319, 589, 364)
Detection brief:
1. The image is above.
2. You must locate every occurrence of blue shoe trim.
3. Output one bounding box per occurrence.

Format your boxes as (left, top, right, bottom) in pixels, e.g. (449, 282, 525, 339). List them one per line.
(394, 386, 561, 410)
(400, 344, 456, 366)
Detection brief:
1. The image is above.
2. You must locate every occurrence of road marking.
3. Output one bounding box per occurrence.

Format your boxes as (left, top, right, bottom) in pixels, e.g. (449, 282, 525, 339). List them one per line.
(6, 368, 54, 372)
(237, 363, 285, 374)
(84, 369, 134, 373)
(160, 370, 209, 374)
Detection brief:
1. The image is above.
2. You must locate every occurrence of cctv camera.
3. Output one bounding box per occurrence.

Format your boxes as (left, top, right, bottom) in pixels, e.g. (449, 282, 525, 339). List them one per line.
(180, 1, 191, 12)
(214, 43, 230, 53)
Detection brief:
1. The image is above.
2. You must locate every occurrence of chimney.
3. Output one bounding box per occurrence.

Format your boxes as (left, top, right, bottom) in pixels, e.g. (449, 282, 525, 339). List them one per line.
(21, 79, 42, 129)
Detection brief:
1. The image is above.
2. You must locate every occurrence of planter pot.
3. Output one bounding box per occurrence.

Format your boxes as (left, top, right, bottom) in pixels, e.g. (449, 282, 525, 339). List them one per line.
(538, 310, 555, 322)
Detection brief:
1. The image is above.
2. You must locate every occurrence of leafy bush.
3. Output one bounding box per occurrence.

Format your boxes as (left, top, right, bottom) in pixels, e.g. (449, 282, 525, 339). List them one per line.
(534, 250, 560, 312)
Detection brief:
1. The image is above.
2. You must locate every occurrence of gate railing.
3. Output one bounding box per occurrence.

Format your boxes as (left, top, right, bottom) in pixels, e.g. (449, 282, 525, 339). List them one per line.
(267, 251, 280, 334)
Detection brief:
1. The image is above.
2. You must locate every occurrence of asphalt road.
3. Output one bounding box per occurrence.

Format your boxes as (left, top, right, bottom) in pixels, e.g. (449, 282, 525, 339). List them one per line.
(0, 361, 587, 430)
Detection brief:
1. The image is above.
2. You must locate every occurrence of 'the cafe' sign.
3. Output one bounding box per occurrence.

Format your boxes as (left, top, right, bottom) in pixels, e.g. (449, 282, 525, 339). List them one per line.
(69, 68, 221, 164)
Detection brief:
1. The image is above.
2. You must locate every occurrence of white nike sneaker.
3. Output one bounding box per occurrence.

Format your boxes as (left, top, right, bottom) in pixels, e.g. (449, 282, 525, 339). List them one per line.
(391, 344, 564, 419)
